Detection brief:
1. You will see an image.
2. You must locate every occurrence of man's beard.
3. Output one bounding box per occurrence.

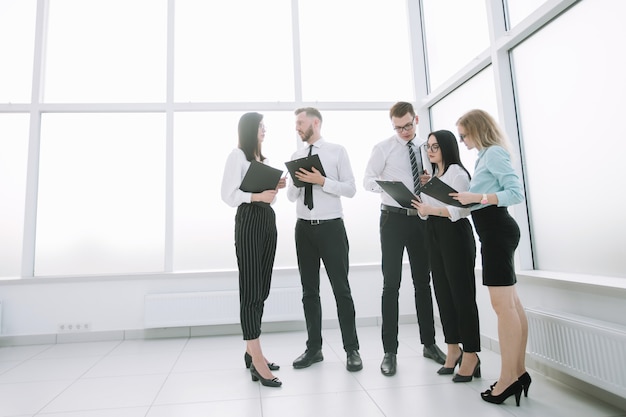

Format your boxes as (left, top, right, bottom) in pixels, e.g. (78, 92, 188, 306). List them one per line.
(299, 125, 314, 142)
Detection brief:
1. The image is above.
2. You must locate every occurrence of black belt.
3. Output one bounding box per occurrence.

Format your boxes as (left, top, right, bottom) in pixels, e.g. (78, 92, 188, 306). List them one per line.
(298, 218, 341, 225)
(381, 204, 419, 216)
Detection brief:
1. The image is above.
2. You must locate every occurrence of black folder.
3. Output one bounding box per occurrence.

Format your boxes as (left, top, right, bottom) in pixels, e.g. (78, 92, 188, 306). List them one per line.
(285, 154, 326, 187)
(375, 180, 420, 209)
(419, 176, 477, 208)
(239, 160, 283, 193)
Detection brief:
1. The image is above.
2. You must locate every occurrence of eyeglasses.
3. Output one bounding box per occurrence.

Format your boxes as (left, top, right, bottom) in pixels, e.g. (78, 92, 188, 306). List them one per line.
(459, 134, 467, 141)
(393, 122, 415, 133)
(423, 143, 440, 152)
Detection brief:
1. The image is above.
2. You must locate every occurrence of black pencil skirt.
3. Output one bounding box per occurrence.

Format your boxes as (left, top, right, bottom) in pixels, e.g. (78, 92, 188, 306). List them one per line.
(471, 205, 520, 287)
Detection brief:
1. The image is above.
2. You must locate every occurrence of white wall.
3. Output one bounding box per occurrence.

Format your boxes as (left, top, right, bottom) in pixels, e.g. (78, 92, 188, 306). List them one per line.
(3, 264, 624, 353)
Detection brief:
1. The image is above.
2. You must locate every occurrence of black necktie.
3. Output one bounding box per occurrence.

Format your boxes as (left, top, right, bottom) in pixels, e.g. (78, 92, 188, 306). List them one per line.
(304, 145, 314, 210)
(408, 140, 423, 195)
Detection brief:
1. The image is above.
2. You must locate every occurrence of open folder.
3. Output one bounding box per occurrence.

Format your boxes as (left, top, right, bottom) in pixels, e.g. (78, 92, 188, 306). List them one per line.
(285, 154, 326, 187)
(419, 176, 477, 208)
(239, 160, 283, 193)
(375, 180, 420, 209)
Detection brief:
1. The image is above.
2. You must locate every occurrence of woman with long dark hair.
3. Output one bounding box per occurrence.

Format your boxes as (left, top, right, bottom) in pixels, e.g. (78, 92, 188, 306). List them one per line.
(412, 130, 481, 383)
(221, 112, 286, 388)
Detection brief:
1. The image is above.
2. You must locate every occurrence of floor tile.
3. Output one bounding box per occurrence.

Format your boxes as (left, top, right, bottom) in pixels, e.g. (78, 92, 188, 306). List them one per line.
(0, 323, 622, 417)
(38, 374, 167, 414)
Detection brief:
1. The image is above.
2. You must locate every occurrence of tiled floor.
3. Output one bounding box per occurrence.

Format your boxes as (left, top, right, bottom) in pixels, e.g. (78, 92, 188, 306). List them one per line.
(0, 324, 624, 417)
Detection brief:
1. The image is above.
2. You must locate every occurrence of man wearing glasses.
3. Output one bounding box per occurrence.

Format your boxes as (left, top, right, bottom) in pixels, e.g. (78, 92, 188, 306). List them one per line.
(363, 101, 446, 376)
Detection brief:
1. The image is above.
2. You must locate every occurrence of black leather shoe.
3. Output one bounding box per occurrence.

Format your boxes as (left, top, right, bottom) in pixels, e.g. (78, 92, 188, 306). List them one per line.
(380, 352, 397, 376)
(423, 344, 446, 365)
(346, 350, 363, 372)
(292, 350, 323, 369)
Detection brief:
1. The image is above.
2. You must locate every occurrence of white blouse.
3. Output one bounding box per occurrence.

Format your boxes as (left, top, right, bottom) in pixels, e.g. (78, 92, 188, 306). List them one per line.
(221, 148, 277, 207)
(419, 164, 471, 222)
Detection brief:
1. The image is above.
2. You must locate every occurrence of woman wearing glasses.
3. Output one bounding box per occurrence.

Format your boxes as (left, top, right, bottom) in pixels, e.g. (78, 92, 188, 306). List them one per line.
(411, 130, 481, 383)
(452, 109, 528, 406)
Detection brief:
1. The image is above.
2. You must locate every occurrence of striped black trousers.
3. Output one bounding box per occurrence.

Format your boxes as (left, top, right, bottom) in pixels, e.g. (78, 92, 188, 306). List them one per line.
(234, 203, 277, 340)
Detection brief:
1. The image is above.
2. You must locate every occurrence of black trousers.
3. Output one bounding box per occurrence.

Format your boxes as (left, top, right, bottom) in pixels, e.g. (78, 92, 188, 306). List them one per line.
(295, 218, 359, 352)
(235, 203, 277, 340)
(380, 211, 435, 353)
(427, 216, 480, 352)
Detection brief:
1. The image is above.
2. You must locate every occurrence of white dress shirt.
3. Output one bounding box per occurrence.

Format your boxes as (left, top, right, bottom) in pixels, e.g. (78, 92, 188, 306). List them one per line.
(287, 138, 356, 220)
(363, 134, 429, 208)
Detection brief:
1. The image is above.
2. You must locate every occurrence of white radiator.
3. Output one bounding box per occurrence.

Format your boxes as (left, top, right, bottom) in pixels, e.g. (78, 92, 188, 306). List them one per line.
(144, 287, 303, 328)
(526, 308, 626, 398)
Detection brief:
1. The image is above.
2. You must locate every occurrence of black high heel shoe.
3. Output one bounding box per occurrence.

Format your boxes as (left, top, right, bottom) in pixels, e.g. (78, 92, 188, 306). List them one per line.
(250, 363, 282, 387)
(245, 352, 280, 371)
(452, 354, 480, 382)
(481, 380, 522, 406)
(519, 371, 532, 397)
(437, 350, 463, 375)
(489, 371, 531, 397)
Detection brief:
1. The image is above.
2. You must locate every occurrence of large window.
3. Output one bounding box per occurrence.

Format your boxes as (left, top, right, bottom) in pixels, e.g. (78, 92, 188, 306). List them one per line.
(429, 67, 497, 176)
(505, 0, 548, 28)
(0, 115, 29, 277)
(298, 0, 413, 101)
(420, 0, 489, 92)
(0, 0, 36, 103)
(2, 0, 414, 278)
(35, 113, 166, 276)
(174, 0, 294, 102)
(4, 0, 623, 282)
(44, 0, 167, 103)
(511, 0, 626, 278)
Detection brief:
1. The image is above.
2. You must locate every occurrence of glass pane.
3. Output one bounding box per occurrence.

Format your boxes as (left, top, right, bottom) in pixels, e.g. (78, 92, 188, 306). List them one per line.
(512, 0, 626, 278)
(0, 0, 36, 103)
(299, 0, 413, 102)
(35, 113, 166, 276)
(44, 0, 167, 103)
(174, 0, 294, 102)
(321, 110, 403, 265)
(506, 0, 548, 28)
(0, 114, 29, 278)
(430, 67, 498, 177)
(173, 111, 298, 271)
(173, 109, 392, 270)
(421, 0, 490, 92)
(430, 67, 497, 269)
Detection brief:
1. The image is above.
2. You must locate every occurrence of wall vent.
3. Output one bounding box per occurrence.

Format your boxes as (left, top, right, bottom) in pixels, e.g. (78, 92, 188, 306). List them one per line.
(526, 308, 626, 399)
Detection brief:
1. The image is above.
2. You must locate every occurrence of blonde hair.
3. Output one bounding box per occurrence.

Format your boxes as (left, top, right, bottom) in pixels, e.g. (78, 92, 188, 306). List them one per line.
(456, 109, 510, 152)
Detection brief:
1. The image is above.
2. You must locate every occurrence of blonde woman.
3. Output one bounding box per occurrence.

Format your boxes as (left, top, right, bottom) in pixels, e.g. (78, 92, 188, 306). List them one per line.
(452, 109, 529, 406)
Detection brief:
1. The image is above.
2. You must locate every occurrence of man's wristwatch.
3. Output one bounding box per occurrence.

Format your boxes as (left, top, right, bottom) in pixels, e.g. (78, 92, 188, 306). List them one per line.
(481, 194, 488, 204)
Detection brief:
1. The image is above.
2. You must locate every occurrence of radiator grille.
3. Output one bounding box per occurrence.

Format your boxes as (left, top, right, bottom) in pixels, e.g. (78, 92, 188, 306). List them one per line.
(144, 287, 302, 328)
(526, 308, 626, 398)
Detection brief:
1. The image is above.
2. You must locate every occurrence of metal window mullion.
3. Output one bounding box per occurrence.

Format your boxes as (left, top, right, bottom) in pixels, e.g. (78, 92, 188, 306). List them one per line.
(21, 0, 49, 278)
(164, 0, 175, 272)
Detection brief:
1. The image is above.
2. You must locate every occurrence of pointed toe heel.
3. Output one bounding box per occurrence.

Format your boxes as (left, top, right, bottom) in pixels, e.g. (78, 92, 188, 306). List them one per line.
(481, 380, 523, 406)
(437, 350, 463, 375)
(452, 355, 480, 382)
